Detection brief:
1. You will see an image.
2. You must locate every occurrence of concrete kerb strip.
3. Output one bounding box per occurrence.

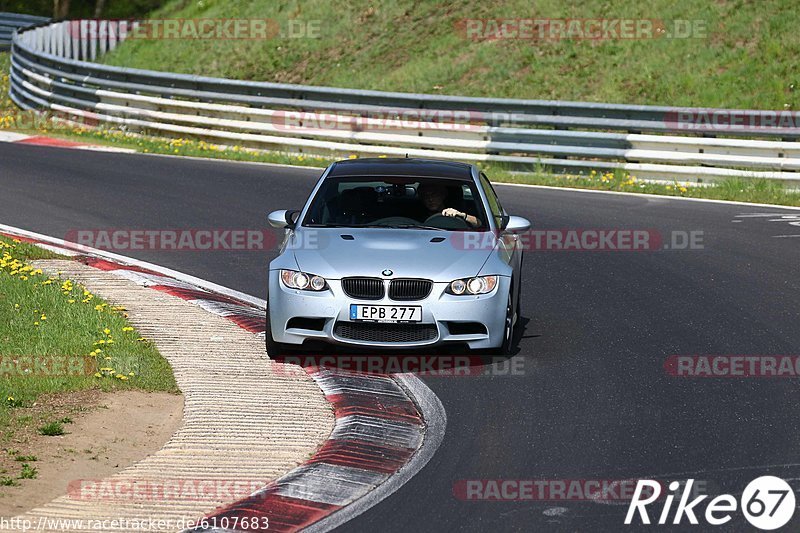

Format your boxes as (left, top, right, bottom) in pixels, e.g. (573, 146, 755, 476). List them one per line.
(8, 258, 334, 532)
(0, 224, 446, 532)
(0, 130, 136, 152)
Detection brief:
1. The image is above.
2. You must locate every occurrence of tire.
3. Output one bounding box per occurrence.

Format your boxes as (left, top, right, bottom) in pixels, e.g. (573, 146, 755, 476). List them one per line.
(499, 290, 515, 356)
(265, 307, 291, 359)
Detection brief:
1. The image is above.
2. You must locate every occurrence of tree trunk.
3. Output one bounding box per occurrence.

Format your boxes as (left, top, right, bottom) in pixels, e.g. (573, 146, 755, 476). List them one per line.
(53, 0, 71, 19)
(94, 0, 107, 18)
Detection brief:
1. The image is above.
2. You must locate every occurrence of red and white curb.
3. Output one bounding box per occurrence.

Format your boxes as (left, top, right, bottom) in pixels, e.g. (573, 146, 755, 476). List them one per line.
(0, 131, 135, 153)
(0, 223, 446, 533)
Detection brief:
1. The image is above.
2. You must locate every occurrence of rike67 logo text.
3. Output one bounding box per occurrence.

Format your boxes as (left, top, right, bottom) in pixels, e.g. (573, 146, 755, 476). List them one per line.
(625, 477, 795, 530)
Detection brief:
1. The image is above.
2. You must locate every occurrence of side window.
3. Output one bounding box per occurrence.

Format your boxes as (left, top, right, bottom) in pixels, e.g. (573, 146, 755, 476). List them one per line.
(479, 173, 504, 228)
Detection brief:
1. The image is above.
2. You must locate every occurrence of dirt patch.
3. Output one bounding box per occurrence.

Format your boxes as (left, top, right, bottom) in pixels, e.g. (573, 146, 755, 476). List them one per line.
(0, 390, 183, 517)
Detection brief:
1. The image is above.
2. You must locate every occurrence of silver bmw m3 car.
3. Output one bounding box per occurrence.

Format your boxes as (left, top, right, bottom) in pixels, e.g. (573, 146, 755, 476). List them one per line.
(266, 158, 530, 355)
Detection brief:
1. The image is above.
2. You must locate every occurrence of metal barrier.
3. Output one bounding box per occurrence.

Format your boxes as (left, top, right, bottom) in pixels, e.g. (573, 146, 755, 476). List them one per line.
(0, 12, 49, 50)
(7, 19, 800, 182)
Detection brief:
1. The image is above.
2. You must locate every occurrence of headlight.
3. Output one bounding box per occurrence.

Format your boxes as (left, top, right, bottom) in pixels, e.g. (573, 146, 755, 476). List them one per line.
(446, 275, 498, 295)
(280, 269, 328, 291)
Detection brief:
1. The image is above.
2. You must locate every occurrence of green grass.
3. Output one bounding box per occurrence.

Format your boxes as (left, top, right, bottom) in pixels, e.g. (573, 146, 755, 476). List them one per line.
(18, 463, 37, 479)
(0, 235, 178, 475)
(486, 166, 800, 206)
(97, 0, 800, 110)
(0, 236, 177, 400)
(3, 37, 800, 209)
(37, 422, 64, 436)
(0, 54, 10, 112)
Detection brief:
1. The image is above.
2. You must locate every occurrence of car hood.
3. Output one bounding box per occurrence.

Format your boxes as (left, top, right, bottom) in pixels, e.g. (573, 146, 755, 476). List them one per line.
(290, 227, 496, 281)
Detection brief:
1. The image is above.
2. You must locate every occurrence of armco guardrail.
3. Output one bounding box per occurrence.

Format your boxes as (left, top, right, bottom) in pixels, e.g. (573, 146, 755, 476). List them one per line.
(7, 19, 800, 182)
(0, 12, 49, 50)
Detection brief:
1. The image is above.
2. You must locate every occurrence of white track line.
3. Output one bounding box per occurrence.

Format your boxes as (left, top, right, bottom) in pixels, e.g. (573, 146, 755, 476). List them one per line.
(3, 133, 799, 210)
(305, 373, 446, 533)
(495, 182, 800, 210)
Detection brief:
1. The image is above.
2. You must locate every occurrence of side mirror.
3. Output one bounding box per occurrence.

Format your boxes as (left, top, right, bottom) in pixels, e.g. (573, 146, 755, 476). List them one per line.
(268, 209, 299, 229)
(503, 215, 531, 233)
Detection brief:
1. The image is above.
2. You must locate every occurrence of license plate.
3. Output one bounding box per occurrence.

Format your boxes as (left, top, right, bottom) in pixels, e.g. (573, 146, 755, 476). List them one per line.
(350, 304, 422, 323)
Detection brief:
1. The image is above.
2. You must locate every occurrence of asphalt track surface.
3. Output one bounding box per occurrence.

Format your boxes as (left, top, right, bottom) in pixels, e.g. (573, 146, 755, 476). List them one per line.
(2, 142, 800, 531)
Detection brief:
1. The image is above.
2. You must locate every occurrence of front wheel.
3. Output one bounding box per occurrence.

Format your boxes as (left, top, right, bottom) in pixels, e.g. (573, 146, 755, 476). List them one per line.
(265, 308, 291, 359)
(499, 290, 516, 356)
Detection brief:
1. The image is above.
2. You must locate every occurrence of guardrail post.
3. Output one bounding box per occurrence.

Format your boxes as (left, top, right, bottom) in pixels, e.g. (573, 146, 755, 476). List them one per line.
(88, 19, 97, 61)
(108, 20, 118, 51)
(55, 21, 64, 57)
(46, 23, 54, 54)
(68, 20, 79, 60)
(35, 26, 43, 52)
(99, 20, 107, 56)
(79, 19, 87, 61)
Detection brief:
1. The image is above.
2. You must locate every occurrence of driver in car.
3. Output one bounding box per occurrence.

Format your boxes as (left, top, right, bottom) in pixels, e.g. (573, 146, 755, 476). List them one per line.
(417, 183, 481, 227)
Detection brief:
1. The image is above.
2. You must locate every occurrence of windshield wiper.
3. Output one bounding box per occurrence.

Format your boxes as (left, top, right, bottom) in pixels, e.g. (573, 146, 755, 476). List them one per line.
(365, 224, 447, 231)
(304, 223, 358, 228)
(305, 223, 447, 231)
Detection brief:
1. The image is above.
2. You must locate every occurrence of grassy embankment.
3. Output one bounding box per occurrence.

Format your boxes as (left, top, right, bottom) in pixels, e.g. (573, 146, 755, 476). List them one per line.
(102, 0, 800, 110)
(0, 235, 176, 487)
(2, 0, 800, 206)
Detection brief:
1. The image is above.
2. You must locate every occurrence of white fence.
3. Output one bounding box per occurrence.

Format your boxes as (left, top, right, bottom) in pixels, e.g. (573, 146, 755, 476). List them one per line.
(9, 19, 800, 182)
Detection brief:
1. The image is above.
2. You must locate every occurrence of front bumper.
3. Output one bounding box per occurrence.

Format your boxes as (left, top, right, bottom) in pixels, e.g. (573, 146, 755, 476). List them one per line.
(267, 273, 510, 350)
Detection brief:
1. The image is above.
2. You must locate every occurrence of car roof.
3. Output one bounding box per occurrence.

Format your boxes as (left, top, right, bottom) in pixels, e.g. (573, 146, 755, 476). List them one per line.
(326, 158, 474, 180)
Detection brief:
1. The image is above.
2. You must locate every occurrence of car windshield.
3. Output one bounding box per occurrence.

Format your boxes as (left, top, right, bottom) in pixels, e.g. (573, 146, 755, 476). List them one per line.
(302, 177, 490, 230)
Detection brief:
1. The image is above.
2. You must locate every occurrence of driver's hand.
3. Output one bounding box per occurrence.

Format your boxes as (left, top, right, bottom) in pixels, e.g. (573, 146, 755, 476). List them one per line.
(442, 208, 464, 218)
